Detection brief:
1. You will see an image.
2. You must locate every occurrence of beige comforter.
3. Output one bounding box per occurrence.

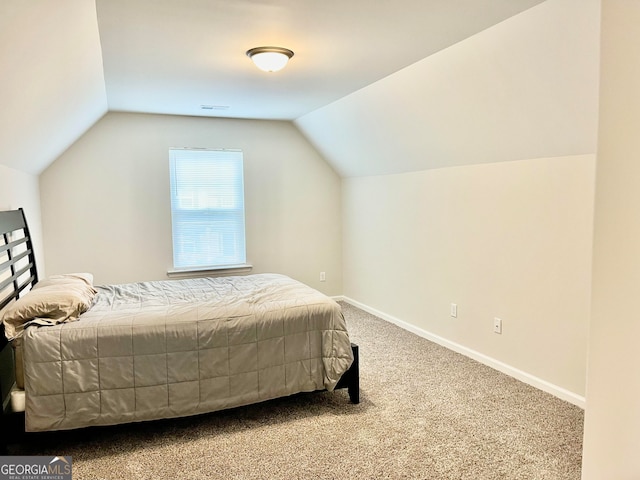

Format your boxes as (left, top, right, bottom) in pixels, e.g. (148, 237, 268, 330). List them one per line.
(22, 274, 353, 432)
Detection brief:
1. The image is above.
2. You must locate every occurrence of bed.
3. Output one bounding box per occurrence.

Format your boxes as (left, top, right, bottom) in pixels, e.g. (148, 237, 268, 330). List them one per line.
(0, 208, 359, 437)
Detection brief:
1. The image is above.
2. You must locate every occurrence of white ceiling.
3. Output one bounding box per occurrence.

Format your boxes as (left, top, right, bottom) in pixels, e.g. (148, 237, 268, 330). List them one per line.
(97, 0, 545, 120)
(0, 0, 546, 175)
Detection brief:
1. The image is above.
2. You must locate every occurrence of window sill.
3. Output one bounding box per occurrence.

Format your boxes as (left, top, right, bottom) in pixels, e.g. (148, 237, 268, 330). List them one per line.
(167, 264, 253, 278)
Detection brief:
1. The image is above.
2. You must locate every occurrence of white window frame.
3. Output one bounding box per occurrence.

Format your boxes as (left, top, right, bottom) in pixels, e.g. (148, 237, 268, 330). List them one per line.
(167, 148, 251, 275)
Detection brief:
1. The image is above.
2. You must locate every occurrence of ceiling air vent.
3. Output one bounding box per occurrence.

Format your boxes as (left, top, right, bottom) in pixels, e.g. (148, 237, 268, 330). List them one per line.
(200, 105, 229, 111)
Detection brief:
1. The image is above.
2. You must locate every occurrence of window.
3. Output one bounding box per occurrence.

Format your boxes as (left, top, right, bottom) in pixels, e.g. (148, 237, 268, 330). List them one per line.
(169, 149, 246, 271)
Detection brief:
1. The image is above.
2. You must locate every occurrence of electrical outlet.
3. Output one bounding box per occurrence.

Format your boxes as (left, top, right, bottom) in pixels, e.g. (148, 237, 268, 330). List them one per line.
(450, 303, 457, 318)
(493, 317, 502, 334)
(320, 272, 326, 282)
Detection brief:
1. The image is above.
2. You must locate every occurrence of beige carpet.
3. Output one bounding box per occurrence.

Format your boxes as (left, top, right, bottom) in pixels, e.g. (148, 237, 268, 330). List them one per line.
(8, 302, 584, 479)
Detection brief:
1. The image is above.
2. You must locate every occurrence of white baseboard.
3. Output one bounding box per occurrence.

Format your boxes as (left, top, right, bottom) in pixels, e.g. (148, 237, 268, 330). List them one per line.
(340, 296, 586, 409)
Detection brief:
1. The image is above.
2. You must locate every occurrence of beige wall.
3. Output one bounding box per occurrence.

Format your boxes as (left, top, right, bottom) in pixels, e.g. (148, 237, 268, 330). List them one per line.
(0, 164, 45, 277)
(343, 155, 595, 400)
(297, 0, 599, 405)
(582, 1, 640, 478)
(39, 112, 342, 295)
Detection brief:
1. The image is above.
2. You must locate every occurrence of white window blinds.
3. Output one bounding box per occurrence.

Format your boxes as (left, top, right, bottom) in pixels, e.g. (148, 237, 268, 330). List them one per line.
(169, 149, 246, 270)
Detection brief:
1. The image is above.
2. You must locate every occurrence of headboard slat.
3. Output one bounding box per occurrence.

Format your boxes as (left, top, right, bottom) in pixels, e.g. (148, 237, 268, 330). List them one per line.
(0, 263, 33, 300)
(0, 264, 34, 295)
(0, 249, 31, 273)
(0, 237, 30, 255)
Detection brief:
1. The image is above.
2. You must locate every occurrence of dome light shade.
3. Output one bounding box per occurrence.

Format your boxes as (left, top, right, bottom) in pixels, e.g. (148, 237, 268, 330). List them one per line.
(246, 46, 294, 72)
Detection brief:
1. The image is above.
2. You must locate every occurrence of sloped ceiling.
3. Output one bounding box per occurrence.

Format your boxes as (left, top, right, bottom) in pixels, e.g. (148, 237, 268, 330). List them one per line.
(295, 0, 600, 177)
(0, 0, 546, 176)
(0, 1, 108, 175)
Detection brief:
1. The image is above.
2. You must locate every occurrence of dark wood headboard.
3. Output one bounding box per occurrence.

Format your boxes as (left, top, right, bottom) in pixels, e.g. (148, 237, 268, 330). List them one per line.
(0, 208, 38, 412)
(0, 208, 39, 315)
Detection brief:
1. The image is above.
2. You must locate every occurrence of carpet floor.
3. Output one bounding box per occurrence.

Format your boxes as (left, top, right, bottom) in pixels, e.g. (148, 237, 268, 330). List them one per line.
(7, 301, 584, 479)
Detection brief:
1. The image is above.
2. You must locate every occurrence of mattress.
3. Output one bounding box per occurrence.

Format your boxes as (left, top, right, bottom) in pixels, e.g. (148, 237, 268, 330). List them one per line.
(22, 273, 353, 432)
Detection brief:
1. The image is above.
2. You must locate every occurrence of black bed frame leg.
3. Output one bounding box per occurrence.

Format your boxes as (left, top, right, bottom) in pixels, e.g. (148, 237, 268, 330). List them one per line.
(330, 343, 360, 403)
(348, 343, 360, 404)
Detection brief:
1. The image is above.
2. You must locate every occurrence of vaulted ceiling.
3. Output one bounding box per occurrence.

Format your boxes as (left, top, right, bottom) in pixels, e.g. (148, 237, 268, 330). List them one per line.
(0, 0, 547, 175)
(96, 0, 544, 120)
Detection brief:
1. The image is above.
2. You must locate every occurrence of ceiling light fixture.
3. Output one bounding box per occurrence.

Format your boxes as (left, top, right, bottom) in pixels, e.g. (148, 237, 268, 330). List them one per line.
(246, 46, 294, 72)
